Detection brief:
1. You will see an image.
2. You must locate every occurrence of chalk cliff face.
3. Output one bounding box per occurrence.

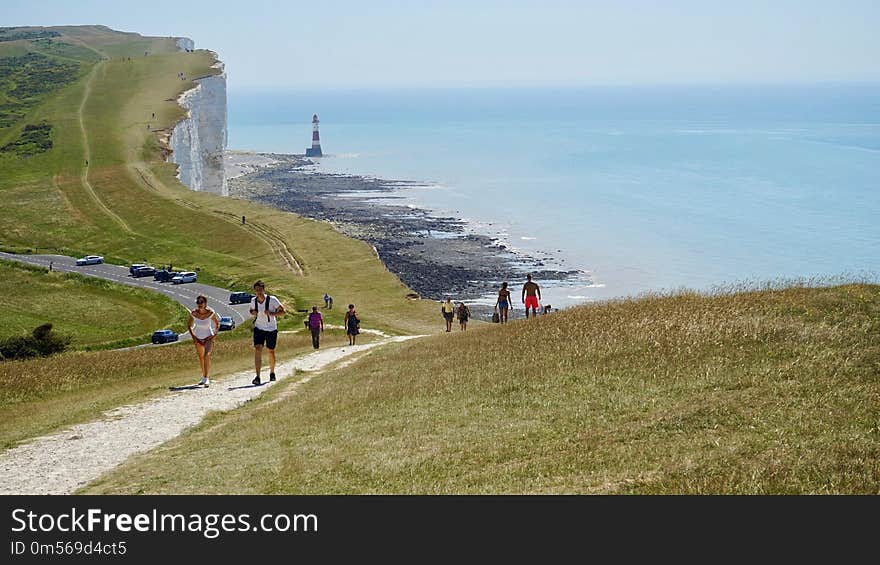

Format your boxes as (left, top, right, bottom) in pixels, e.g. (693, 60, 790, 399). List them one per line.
(168, 40, 228, 196)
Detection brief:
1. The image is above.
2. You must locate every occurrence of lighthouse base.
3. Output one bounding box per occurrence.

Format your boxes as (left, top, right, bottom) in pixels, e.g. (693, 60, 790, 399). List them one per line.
(306, 147, 323, 157)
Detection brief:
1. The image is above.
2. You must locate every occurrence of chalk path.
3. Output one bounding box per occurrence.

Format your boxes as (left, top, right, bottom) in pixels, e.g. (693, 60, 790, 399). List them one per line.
(0, 336, 420, 495)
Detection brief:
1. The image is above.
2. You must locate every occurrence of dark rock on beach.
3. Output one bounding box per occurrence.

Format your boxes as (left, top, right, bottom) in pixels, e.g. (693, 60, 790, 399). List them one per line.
(228, 153, 579, 303)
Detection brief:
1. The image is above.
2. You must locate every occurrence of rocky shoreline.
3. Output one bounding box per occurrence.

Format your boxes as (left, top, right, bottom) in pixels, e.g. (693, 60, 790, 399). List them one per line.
(227, 152, 582, 306)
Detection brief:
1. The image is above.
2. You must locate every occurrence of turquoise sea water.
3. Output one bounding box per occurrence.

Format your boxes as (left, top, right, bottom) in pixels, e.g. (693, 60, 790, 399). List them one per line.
(228, 85, 880, 305)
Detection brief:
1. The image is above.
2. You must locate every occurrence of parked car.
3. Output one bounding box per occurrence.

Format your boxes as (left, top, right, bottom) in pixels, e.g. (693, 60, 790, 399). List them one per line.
(151, 329, 179, 344)
(229, 291, 254, 304)
(133, 266, 156, 278)
(172, 271, 197, 284)
(218, 316, 235, 331)
(129, 263, 148, 275)
(154, 269, 183, 283)
(75, 255, 104, 266)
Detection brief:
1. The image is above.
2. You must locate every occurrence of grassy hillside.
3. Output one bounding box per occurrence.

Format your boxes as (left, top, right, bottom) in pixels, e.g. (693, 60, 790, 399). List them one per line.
(84, 284, 880, 494)
(0, 259, 187, 349)
(0, 25, 438, 449)
(0, 25, 437, 336)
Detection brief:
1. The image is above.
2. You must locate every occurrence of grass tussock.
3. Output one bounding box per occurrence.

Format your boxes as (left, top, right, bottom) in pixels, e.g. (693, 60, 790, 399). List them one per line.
(84, 284, 880, 494)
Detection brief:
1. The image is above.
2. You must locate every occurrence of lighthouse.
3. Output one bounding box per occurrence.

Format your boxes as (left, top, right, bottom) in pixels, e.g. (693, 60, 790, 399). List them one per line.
(305, 114, 323, 157)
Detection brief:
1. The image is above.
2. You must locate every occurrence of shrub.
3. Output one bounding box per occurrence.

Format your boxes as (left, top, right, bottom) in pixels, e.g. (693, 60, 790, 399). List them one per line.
(0, 323, 71, 361)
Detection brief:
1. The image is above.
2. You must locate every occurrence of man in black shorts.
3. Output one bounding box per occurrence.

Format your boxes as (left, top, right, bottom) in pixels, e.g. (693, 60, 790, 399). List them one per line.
(250, 280, 286, 385)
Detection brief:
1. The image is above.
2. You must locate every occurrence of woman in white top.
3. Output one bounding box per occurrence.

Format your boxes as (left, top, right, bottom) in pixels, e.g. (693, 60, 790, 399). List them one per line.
(188, 295, 221, 386)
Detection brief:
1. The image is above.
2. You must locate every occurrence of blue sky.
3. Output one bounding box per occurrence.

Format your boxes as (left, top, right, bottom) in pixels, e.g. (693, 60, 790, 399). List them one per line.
(5, 0, 880, 89)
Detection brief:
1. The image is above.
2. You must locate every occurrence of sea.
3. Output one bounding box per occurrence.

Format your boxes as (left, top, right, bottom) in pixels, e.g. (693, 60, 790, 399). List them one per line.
(228, 84, 880, 307)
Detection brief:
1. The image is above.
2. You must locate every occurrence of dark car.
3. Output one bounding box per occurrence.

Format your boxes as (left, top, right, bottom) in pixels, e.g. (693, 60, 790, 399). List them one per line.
(154, 269, 182, 283)
(133, 266, 156, 278)
(218, 316, 235, 331)
(151, 329, 179, 344)
(229, 292, 255, 305)
(129, 263, 147, 275)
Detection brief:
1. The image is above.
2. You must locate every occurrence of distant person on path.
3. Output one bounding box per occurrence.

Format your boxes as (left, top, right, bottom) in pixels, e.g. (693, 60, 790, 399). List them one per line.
(344, 304, 360, 345)
(441, 297, 455, 332)
(188, 295, 220, 387)
(308, 306, 324, 349)
(242, 215, 246, 225)
(496, 282, 513, 324)
(151, 112, 155, 119)
(522, 274, 541, 318)
(456, 301, 471, 331)
(48, 261, 53, 272)
(324, 292, 331, 308)
(250, 280, 286, 385)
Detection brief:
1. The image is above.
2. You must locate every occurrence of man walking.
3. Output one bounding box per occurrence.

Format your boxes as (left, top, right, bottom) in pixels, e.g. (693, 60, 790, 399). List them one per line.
(308, 306, 324, 349)
(522, 274, 542, 319)
(250, 280, 285, 385)
(441, 296, 456, 332)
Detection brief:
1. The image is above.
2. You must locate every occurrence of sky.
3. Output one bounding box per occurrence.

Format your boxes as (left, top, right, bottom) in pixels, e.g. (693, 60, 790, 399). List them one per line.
(5, 0, 880, 89)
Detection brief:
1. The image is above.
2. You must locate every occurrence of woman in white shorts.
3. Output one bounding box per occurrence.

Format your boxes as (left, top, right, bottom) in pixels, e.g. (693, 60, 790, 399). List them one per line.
(188, 295, 220, 386)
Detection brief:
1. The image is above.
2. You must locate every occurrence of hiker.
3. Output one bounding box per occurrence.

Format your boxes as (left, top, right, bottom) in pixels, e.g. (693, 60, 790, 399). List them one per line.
(308, 306, 324, 349)
(48, 261, 53, 272)
(85, 159, 88, 166)
(457, 301, 471, 331)
(242, 215, 246, 225)
(496, 282, 513, 324)
(441, 297, 455, 332)
(323, 292, 331, 308)
(249, 280, 286, 385)
(344, 304, 360, 345)
(522, 274, 542, 318)
(151, 112, 155, 119)
(188, 295, 220, 387)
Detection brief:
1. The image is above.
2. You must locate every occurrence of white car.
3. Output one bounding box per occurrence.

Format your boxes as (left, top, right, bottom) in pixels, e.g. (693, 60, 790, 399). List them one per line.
(172, 271, 197, 284)
(75, 255, 104, 265)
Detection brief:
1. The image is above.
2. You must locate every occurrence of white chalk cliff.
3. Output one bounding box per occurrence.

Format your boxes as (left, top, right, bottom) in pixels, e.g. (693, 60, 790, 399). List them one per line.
(168, 39, 228, 196)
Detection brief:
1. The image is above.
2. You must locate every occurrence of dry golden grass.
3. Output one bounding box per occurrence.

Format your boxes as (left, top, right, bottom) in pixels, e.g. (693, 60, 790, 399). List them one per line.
(84, 283, 880, 494)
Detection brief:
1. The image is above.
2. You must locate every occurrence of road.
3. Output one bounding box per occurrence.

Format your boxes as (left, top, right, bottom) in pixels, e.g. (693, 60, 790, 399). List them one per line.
(0, 253, 252, 346)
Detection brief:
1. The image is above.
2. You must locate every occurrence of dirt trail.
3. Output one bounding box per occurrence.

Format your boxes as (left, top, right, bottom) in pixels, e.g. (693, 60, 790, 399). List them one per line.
(77, 61, 135, 235)
(0, 336, 420, 495)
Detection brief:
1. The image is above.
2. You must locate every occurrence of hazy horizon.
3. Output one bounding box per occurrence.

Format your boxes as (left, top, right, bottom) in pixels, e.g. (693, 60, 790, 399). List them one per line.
(4, 0, 880, 89)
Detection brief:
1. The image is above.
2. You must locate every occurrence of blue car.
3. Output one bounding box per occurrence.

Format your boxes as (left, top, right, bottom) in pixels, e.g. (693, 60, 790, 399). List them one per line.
(229, 291, 254, 304)
(151, 329, 179, 344)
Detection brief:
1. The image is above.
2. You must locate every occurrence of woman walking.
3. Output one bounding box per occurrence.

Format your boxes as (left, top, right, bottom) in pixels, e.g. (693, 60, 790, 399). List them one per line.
(457, 301, 471, 331)
(496, 282, 513, 324)
(344, 304, 360, 345)
(188, 295, 220, 386)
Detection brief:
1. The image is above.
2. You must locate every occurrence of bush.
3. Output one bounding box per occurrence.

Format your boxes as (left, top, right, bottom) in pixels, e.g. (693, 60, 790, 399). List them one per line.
(0, 323, 70, 361)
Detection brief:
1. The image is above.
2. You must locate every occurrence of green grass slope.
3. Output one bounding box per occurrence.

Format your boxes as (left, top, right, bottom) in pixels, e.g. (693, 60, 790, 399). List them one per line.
(0, 25, 437, 336)
(84, 284, 880, 494)
(0, 259, 187, 349)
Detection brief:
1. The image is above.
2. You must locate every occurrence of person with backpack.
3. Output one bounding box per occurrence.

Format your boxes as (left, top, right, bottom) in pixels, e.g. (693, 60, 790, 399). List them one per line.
(344, 304, 360, 345)
(308, 305, 324, 349)
(456, 301, 471, 331)
(188, 295, 220, 387)
(249, 280, 286, 385)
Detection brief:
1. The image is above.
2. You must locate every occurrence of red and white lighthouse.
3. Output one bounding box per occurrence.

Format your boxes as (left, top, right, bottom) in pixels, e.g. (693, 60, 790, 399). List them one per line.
(306, 114, 323, 157)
